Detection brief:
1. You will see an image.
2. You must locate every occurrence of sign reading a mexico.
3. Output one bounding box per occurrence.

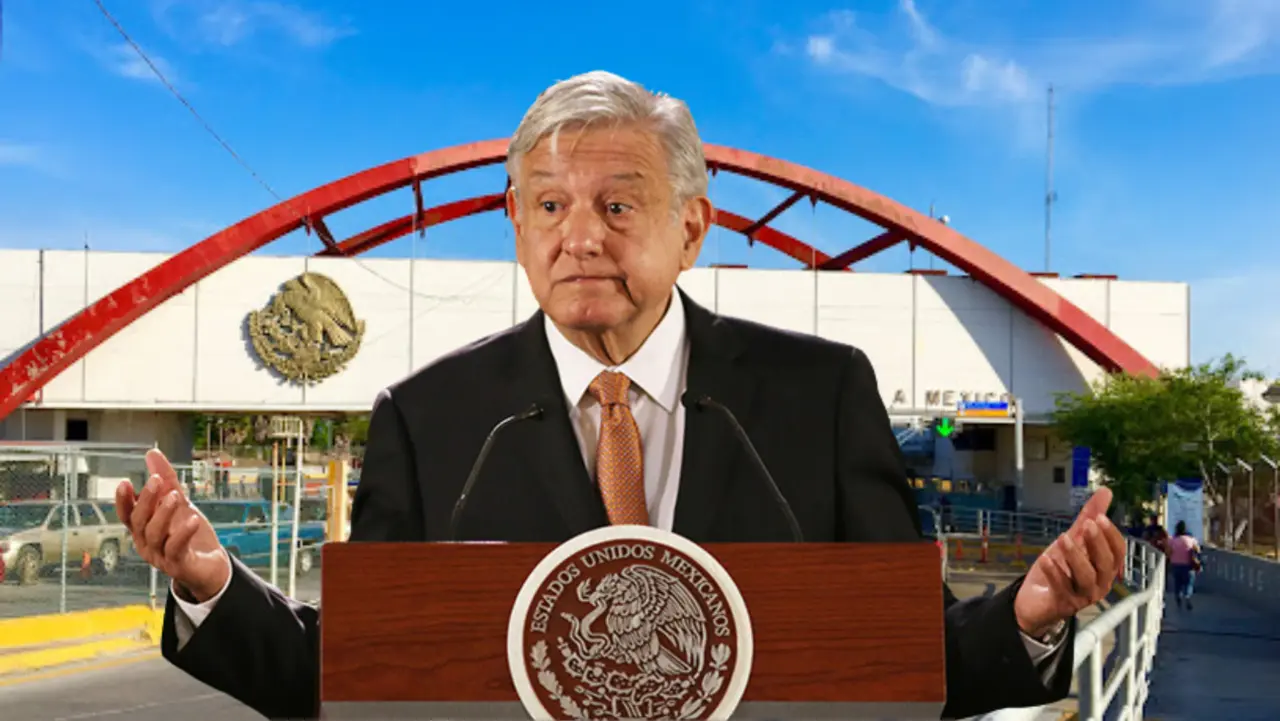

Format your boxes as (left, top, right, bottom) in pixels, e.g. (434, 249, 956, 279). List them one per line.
(508, 526, 754, 721)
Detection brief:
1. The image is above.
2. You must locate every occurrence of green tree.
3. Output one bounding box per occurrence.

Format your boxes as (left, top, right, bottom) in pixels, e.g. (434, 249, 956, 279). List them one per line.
(1053, 355, 1280, 511)
(334, 414, 370, 448)
(191, 414, 256, 452)
(310, 418, 336, 451)
(220, 415, 254, 447)
(193, 414, 211, 451)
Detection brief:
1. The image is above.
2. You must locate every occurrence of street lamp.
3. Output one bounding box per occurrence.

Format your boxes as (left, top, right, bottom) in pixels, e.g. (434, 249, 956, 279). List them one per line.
(1237, 458, 1255, 554)
(1217, 462, 1235, 549)
(1261, 455, 1279, 560)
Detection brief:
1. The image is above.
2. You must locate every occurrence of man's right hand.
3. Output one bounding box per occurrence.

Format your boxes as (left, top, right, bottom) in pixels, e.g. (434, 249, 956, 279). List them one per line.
(116, 449, 230, 603)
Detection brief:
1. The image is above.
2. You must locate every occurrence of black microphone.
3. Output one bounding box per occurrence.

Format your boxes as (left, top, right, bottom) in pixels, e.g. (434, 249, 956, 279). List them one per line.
(681, 391, 804, 542)
(448, 403, 544, 541)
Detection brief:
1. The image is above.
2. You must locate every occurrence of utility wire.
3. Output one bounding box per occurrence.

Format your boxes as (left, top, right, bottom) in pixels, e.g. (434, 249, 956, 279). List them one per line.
(89, 0, 498, 305)
(92, 0, 286, 203)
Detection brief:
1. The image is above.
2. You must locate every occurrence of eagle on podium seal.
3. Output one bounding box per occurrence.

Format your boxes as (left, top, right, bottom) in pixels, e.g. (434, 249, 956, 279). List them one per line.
(508, 526, 754, 721)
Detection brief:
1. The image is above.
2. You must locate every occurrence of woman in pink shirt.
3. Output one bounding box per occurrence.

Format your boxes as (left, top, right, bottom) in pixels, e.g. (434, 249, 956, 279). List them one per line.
(1167, 520, 1201, 609)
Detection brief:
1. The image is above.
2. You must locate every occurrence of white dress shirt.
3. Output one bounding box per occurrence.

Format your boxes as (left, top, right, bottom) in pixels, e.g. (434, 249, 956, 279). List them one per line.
(170, 289, 1063, 669)
(544, 290, 690, 531)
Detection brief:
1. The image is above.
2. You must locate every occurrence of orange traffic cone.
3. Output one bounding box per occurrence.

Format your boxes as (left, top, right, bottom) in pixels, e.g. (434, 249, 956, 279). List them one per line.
(80, 550, 92, 580)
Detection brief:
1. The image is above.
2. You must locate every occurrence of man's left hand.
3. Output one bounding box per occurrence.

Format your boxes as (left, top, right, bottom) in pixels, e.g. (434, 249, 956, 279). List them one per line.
(1013, 487, 1127, 638)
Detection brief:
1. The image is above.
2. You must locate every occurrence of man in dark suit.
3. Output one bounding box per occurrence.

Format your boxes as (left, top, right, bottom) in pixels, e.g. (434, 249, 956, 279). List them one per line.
(118, 70, 1126, 720)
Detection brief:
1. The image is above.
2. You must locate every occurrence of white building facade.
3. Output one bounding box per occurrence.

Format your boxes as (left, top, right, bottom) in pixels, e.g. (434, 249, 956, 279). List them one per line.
(0, 249, 1191, 512)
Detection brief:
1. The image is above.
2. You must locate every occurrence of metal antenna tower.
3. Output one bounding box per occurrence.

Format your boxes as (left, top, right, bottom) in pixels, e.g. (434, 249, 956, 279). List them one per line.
(1044, 84, 1057, 272)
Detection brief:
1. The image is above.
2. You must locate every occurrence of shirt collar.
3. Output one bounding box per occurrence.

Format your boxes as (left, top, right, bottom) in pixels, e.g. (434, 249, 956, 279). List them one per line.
(544, 290, 687, 414)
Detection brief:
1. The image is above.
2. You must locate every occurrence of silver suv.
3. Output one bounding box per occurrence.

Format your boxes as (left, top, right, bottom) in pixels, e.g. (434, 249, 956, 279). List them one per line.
(0, 500, 133, 585)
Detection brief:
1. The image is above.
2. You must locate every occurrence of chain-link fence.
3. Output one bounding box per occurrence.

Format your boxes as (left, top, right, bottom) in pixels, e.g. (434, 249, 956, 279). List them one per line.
(164, 461, 341, 604)
(0, 443, 349, 619)
(1214, 459, 1280, 560)
(0, 444, 151, 618)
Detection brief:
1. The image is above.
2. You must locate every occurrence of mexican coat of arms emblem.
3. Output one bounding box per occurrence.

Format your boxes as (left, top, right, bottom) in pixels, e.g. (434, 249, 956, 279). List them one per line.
(508, 526, 754, 721)
(246, 271, 365, 385)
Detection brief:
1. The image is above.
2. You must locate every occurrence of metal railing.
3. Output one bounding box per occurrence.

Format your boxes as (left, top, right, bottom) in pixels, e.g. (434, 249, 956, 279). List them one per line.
(918, 503, 1169, 720)
(977, 531, 1167, 721)
(930, 505, 1075, 540)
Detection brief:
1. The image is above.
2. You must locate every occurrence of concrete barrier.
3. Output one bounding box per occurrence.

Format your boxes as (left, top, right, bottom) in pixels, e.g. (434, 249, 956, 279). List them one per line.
(0, 605, 163, 676)
(1198, 547, 1280, 615)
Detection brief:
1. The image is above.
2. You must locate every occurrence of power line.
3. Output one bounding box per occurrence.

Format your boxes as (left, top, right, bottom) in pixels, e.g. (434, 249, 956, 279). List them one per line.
(91, 0, 286, 203)
(90, 0, 489, 305)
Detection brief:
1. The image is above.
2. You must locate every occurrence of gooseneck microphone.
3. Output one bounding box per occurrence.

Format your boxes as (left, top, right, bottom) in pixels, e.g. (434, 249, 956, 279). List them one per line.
(448, 403, 544, 541)
(681, 391, 805, 543)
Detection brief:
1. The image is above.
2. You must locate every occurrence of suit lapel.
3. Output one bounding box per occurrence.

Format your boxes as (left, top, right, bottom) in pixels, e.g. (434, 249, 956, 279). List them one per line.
(672, 291, 757, 542)
(510, 313, 610, 536)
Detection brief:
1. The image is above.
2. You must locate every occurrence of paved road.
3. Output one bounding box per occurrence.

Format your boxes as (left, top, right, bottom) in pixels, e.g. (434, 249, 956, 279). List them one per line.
(0, 653, 258, 721)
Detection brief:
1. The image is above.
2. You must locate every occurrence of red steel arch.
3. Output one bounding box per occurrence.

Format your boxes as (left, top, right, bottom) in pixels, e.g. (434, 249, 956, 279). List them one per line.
(0, 140, 1158, 421)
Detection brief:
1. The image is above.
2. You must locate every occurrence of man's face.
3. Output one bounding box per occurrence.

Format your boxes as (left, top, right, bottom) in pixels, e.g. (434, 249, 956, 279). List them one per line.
(508, 125, 710, 335)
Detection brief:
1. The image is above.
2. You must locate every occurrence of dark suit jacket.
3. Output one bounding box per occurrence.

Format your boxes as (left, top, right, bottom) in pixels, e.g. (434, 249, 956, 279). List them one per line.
(161, 290, 1073, 720)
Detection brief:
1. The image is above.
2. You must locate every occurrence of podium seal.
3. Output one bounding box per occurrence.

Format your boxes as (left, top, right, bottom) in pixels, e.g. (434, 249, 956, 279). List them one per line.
(508, 525, 753, 720)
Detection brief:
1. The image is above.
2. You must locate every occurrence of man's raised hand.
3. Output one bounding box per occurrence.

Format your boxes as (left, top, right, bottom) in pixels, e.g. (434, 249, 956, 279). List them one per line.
(1013, 486, 1127, 638)
(115, 449, 230, 603)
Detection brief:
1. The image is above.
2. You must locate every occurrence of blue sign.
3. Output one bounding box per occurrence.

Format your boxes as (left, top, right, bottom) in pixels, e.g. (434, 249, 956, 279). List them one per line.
(1070, 447, 1091, 488)
(957, 400, 1009, 412)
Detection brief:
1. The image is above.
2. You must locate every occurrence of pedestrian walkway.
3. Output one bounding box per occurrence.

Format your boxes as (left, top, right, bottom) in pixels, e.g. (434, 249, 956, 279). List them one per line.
(1145, 588, 1280, 721)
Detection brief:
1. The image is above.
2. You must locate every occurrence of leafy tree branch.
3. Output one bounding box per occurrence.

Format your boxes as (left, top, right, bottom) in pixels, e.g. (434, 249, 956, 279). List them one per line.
(1052, 354, 1279, 511)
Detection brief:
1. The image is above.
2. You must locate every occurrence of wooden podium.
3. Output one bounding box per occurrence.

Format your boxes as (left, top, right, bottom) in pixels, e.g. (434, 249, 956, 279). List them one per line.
(320, 542, 945, 719)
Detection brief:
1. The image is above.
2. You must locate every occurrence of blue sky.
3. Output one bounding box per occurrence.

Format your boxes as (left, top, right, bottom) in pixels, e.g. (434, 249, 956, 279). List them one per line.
(2, 0, 1279, 374)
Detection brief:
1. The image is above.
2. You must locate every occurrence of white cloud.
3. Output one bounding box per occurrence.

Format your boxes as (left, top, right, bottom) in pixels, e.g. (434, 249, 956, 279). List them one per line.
(152, 0, 355, 49)
(806, 36, 835, 64)
(801, 0, 1280, 108)
(100, 42, 178, 85)
(0, 141, 66, 177)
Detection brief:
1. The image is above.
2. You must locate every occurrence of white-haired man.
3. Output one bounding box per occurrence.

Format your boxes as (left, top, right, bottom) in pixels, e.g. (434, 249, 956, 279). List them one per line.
(119, 71, 1124, 719)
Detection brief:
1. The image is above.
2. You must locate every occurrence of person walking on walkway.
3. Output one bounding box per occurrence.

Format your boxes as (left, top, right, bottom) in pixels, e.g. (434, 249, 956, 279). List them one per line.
(1167, 520, 1201, 609)
(1142, 514, 1169, 553)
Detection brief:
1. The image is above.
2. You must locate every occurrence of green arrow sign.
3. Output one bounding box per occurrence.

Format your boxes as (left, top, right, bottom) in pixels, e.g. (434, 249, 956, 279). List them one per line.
(936, 417, 955, 438)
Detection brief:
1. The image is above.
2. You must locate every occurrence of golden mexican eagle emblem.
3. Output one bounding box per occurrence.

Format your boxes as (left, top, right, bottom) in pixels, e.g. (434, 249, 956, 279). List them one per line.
(247, 272, 365, 385)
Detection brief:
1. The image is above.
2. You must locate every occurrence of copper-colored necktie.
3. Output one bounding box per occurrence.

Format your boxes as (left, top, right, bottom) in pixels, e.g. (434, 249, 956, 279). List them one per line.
(588, 370, 649, 526)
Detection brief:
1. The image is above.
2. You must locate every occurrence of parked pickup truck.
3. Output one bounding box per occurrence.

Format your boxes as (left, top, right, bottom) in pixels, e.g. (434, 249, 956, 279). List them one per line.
(195, 500, 326, 575)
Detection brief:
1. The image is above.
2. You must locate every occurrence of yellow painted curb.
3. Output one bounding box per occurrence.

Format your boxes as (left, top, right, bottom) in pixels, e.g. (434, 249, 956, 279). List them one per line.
(0, 636, 156, 676)
(0, 605, 164, 677)
(0, 605, 163, 651)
